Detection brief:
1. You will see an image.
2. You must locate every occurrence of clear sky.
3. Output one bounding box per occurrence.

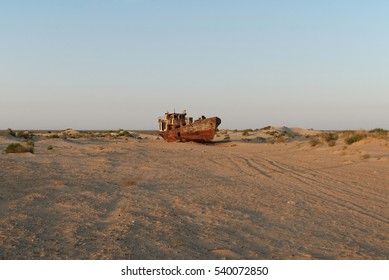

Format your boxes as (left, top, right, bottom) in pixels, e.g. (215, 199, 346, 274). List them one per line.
(1, 0, 388, 130)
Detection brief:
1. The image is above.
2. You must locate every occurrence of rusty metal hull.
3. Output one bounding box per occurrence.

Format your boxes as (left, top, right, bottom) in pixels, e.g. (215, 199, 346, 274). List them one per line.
(159, 117, 221, 142)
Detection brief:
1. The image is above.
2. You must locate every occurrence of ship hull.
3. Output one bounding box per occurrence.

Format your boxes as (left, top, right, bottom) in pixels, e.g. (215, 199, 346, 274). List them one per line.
(159, 117, 221, 142)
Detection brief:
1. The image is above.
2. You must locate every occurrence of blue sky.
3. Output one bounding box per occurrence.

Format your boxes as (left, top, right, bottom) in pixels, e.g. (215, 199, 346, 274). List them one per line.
(1, 0, 388, 130)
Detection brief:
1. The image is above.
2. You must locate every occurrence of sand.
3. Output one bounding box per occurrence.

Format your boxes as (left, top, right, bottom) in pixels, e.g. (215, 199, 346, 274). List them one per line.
(0, 129, 388, 259)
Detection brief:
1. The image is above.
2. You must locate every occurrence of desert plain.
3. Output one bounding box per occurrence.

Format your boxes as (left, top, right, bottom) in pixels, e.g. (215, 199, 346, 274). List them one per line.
(0, 127, 388, 259)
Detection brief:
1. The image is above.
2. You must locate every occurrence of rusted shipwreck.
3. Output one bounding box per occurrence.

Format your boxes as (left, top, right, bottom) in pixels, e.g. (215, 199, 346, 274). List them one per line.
(158, 110, 221, 142)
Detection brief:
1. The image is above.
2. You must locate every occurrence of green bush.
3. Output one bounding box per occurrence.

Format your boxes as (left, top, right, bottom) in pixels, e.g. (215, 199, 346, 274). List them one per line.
(320, 132, 338, 146)
(320, 132, 338, 142)
(369, 128, 387, 135)
(5, 143, 34, 154)
(242, 130, 250, 136)
(345, 133, 365, 145)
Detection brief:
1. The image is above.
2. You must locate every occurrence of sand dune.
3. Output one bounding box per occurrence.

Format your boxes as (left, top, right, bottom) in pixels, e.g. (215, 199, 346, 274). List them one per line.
(0, 129, 388, 259)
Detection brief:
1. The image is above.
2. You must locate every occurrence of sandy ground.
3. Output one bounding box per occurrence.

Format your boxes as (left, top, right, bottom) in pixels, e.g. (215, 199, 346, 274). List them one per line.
(0, 129, 388, 259)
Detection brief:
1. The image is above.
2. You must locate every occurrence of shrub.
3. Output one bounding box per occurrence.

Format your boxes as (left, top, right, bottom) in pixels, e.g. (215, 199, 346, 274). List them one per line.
(6, 128, 16, 137)
(320, 132, 338, 142)
(47, 145, 54, 150)
(48, 133, 60, 139)
(224, 134, 230, 140)
(369, 128, 387, 136)
(328, 140, 336, 147)
(117, 129, 125, 136)
(345, 133, 365, 145)
(255, 137, 266, 142)
(261, 126, 272, 130)
(21, 131, 33, 139)
(121, 130, 130, 137)
(320, 132, 338, 146)
(242, 130, 250, 136)
(310, 137, 320, 146)
(5, 143, 34, 153)
(266, 131, 278, 136)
